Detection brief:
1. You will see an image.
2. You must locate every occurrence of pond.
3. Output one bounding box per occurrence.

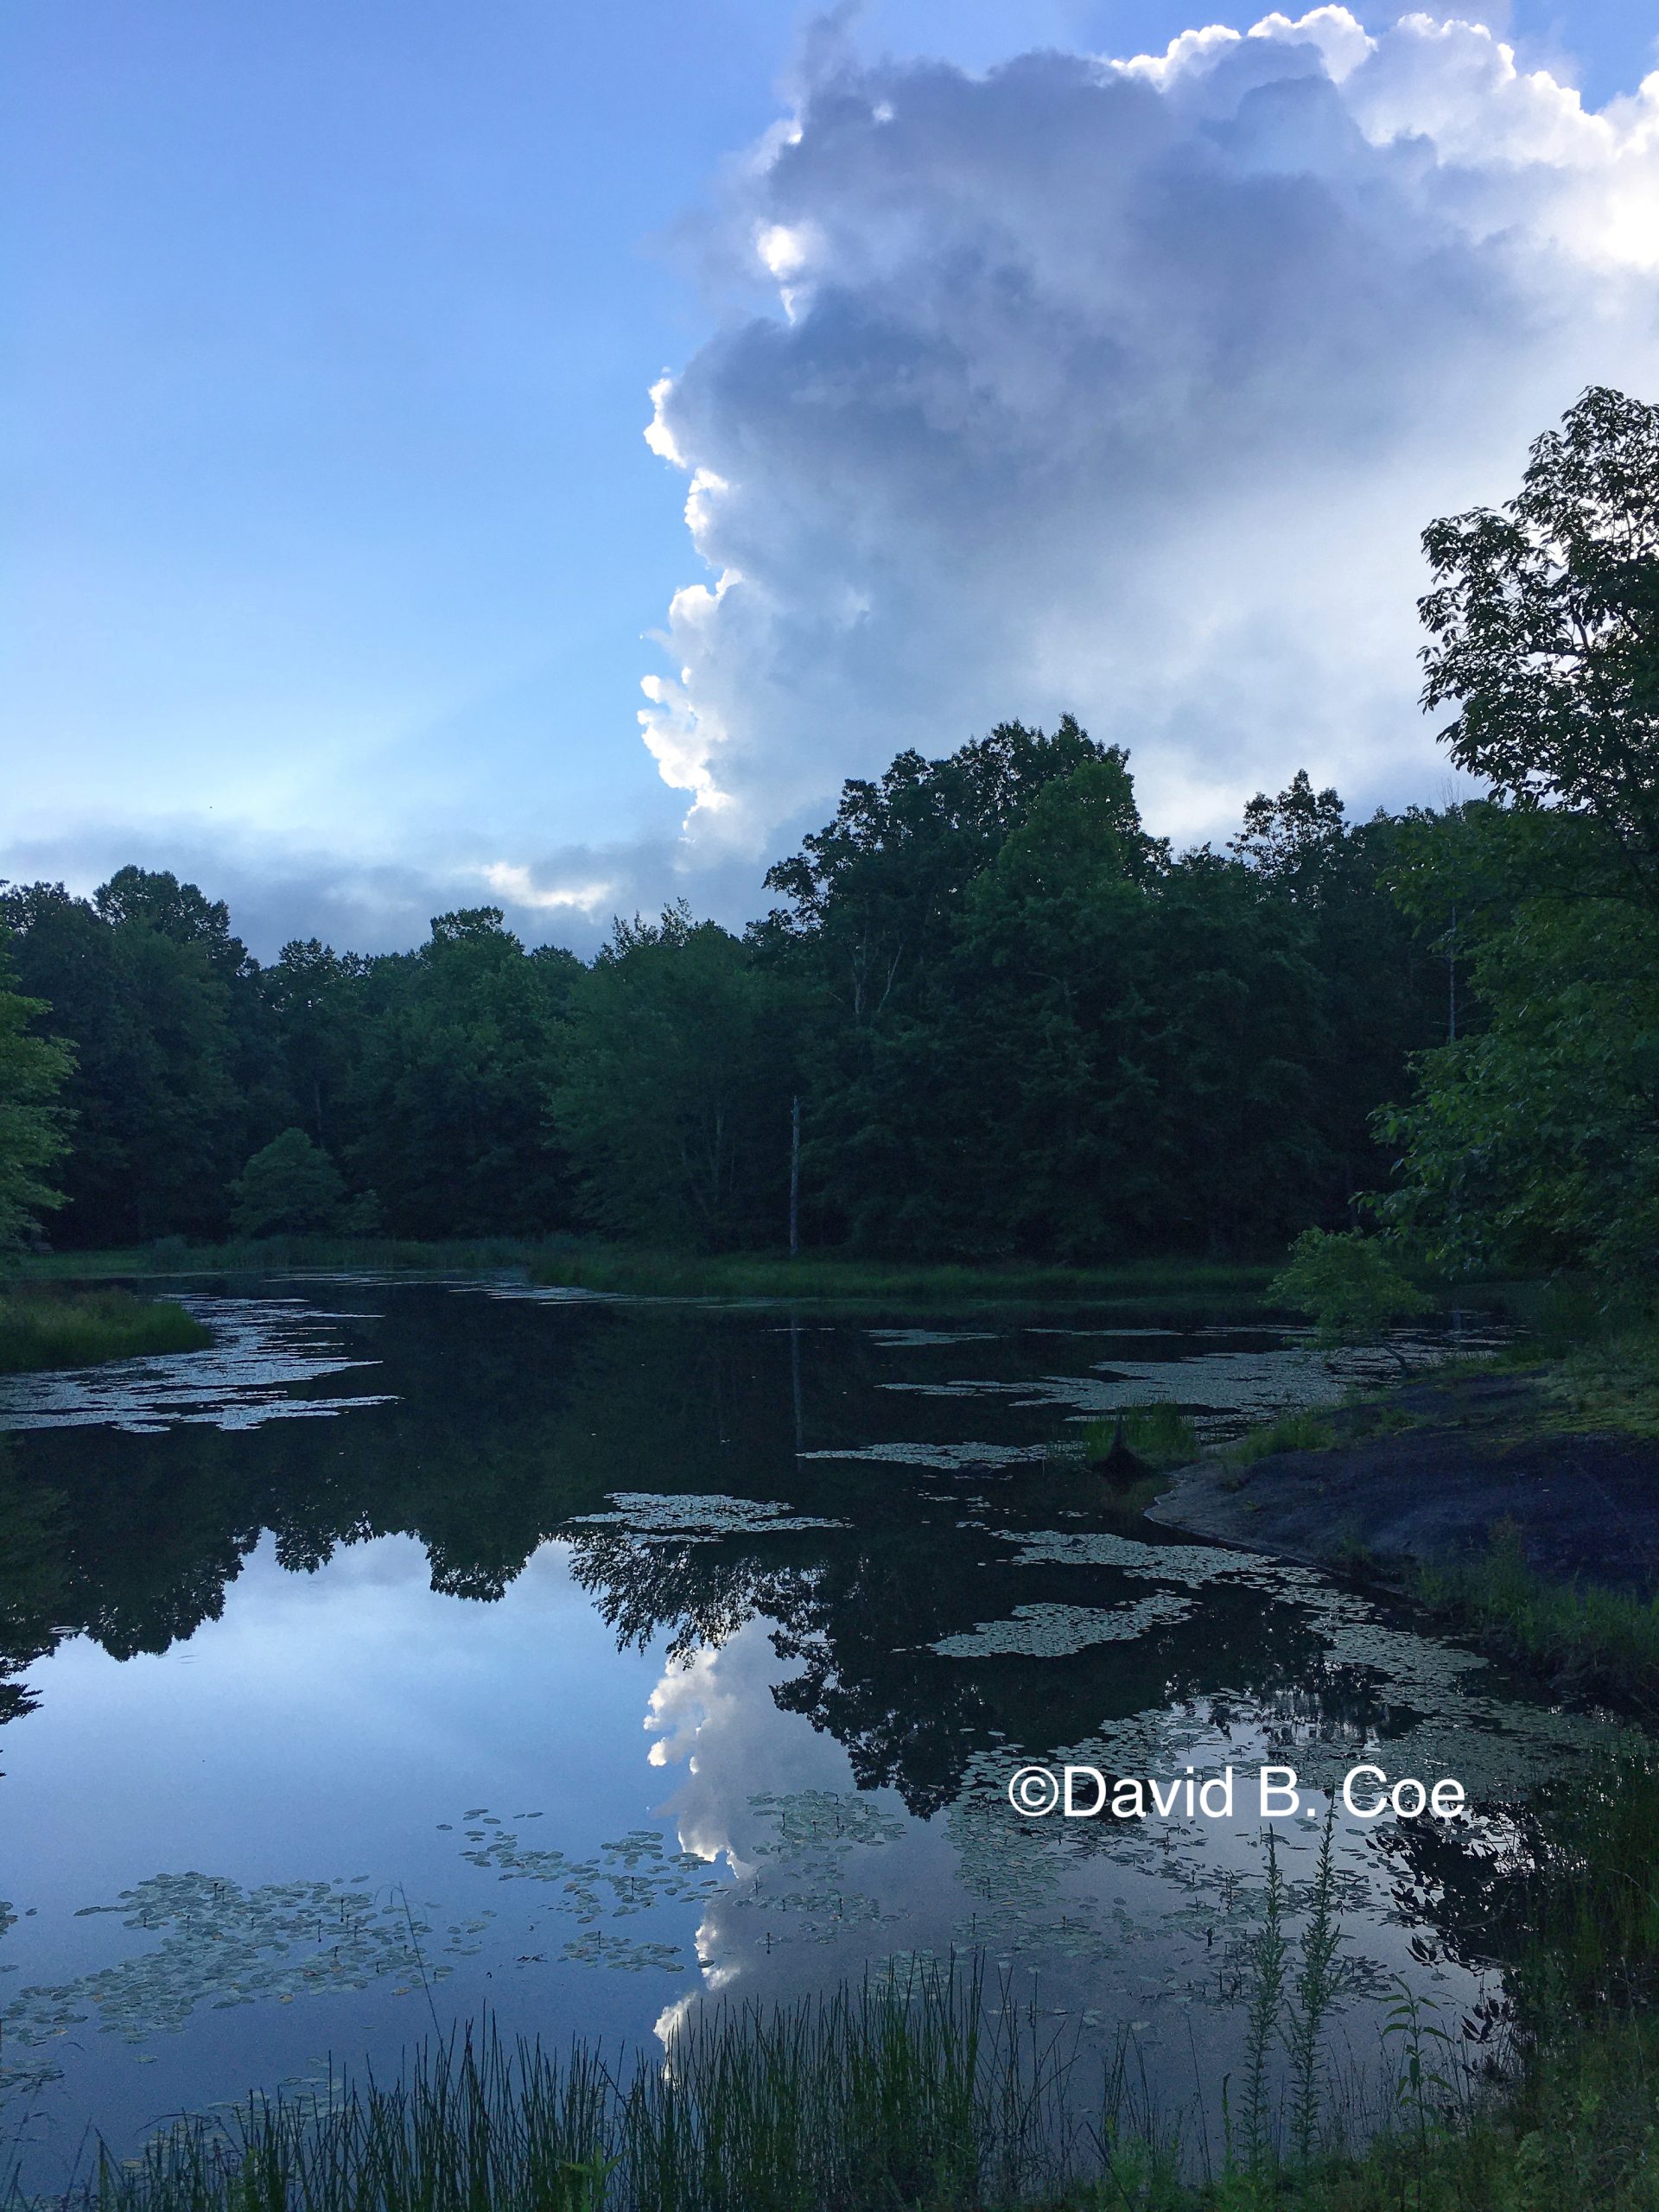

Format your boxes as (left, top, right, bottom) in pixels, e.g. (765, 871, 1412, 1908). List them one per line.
(0, 1278, 1608, 2183)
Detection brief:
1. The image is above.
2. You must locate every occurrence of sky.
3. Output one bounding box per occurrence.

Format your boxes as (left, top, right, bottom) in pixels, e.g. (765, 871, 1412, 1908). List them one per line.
(4, 0, 1659, 957)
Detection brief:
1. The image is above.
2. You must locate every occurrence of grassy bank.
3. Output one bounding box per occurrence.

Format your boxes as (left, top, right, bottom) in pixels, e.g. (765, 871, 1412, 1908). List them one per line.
(0, 1287, 212, 1374)
(12, 1234, 568, 1282)
(525, 1246, 1275, 1308)
(1414, 1523, 1659, 1714)
(13, 1236, 1277, 1311)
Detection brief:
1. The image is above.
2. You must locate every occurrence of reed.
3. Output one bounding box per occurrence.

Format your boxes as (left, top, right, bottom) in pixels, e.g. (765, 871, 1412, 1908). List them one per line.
(1078, 1404, 1201, 1470)
(0, 1288, 212, 1374)
(73, 1967, 1084, 2212)
(1414, 1524, 1659, 1712)
(1228, 1409, 1337, 1467)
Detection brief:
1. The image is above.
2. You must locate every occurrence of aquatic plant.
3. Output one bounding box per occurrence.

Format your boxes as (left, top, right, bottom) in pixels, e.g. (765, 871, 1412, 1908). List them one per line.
(1414, 1522, 1659, 1712)
(71, 1967, 1083, 2212)
(1080, 1403, 1201, 1470)
(0, 1289, 211, 1375)
(1229, 1408, 1338, 1465)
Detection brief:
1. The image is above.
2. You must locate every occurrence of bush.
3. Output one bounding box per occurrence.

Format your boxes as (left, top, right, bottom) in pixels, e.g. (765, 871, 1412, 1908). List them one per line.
(1268, 1229, 1433, 1348)
(230, 1129, 346, 1238)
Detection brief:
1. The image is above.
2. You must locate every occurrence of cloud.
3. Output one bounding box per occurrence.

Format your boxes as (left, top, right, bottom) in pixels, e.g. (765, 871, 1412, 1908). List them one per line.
(639, 8, 1659, 855)
(0, 820, 747, 963)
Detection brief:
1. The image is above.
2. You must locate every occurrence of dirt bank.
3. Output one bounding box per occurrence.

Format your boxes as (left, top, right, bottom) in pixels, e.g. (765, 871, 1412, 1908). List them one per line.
(1147, 1370, 1659, 1593)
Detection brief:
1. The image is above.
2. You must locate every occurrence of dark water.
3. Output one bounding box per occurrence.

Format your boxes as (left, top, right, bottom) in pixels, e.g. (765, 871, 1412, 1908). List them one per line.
(0, 1280, 1605, 2180)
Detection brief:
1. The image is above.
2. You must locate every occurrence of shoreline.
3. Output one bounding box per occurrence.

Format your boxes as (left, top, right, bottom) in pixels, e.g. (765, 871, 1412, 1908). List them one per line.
(1149, 1364, 1659, 1593)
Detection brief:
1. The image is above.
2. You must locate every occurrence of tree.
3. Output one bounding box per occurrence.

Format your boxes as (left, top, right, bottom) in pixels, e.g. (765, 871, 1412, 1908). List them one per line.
(553, 906, 797, 1249)
(230, 1128, 346, 1237)
(1376, 804, 1659, 1275)
(1382, 387, 1659, 1280)
(1420, 384, 1659, 893)
(0, 880, 247, 1243)
(0, 927, 73, 1249)
(1267, 1229, 1432, 1348)
(342, 911, 578, 1237)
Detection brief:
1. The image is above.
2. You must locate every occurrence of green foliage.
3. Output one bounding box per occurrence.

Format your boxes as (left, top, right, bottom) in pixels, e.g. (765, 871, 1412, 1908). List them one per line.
(0, 1287, 212, 1373)
(759, 732, 1441, 1261)
(230, 1128, 347, 1237)
(0, 875, 252, 1243)
(552, 906, 798, 1250)
(0, 925, 72, 1249)
(1080, 1403, 1200, 1469)
(1384, 388, 1659, 1282)
(342, 909, 579, 1237)
(1420, 384, 1659, 882)
(1554, 1325, 1659, 1440)
(1268, 1230, 1433, 1347)
(1377, 805, 1659, 1278)
(0, 733, 1481, 1262)
(1415, 1522, 1659, 1711)
(1229, 1408, 1338, 1465)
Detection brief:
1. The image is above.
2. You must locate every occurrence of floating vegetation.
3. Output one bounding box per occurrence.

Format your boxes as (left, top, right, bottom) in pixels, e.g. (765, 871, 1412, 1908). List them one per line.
(0, 1300, 392, 1435)
(569, 1493, 848, 1536)
(931, 1595, 1193, 1658)
(0, 1875, 449, 2050)
(452, 1819, 725, 1973)
(977, 1524, 1609, 1792)
(863, 1330, 1000, 1349)
(797, 1441, 1046, 1469)
(880, 1333, 1481, 1433)
(725, 1790, 911, 1948)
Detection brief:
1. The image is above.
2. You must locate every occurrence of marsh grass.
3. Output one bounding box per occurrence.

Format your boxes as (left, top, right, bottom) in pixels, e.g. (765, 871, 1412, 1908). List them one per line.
(1079, 1405, 1201, 1470)
(72, 1968, 1086, 2212)
(1228, 1409, 1338, 1467)
(1414, 1523, 1659, 1711)
(13, 1236, 1276, 1312)
(528, 1247, 1275, 1310)
(0, 1287, 212, 1374)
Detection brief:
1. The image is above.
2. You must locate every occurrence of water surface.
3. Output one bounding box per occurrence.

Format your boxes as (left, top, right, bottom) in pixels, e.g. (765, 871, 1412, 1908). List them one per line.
(0, 1280, 1598, 2179)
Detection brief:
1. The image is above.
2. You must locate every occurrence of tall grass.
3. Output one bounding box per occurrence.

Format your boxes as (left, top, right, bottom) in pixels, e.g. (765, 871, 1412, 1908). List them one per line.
(0, 1288, 212, 1374)
(1414, 1523, 1659, 1712)
(1228, 1409, 1338, 1467)
(529, 1247, 1275, 1309)
(1078, 1404, 1201, 1471)
(14, 1236, 1278, 1312)
(75, 1969, 1089, 2212)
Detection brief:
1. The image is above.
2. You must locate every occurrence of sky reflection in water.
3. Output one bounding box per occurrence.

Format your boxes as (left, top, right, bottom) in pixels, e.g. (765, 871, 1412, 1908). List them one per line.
(0, 1280, 1601, 2180)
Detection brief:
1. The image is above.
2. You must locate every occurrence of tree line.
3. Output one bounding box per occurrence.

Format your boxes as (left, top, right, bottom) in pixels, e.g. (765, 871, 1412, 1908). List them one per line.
(2, 385, 1655, 1277)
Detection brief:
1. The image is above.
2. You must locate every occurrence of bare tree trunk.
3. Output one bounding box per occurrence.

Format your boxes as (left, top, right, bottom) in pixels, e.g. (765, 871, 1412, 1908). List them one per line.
(789, 1094, 801, 1257)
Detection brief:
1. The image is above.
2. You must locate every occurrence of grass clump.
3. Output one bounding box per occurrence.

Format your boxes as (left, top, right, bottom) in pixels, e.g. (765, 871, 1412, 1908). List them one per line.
(73, 1969, 1093, 2212)
(1552, 1323, 1659, 1441)
(0, 1287, 211, 1374)
(1414, 1522, 1659, 1711)
(530, 1244, 1276, 1311)
(1080, 1403, 1201, 1471)
(1230, 1409, 1338, 1467)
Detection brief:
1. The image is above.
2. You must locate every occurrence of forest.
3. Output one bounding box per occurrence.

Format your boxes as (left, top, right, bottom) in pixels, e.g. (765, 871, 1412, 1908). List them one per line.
(2, 385, 1656, 1283)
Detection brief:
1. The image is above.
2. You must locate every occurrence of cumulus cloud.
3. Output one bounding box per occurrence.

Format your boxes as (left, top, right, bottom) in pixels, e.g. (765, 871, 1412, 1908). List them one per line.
(640, 8, 1659, 854)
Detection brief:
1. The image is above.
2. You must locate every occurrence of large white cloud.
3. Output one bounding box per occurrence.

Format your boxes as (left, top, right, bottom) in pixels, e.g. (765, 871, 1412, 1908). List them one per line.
(640, 8, 1659, 855)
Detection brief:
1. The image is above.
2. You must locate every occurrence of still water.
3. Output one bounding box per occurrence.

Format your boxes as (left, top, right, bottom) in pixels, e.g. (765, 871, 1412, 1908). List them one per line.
(0, 1279, 1607, 2179)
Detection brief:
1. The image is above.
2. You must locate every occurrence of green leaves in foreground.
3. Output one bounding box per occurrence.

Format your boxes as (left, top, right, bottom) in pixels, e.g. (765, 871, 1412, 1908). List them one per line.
(1266, 1230, 1432, 1350)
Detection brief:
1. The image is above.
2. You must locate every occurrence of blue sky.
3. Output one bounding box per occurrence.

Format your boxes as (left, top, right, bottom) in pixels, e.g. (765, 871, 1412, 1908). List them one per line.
(4, 0, 1658, 955)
